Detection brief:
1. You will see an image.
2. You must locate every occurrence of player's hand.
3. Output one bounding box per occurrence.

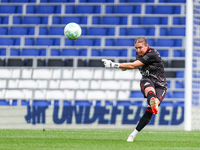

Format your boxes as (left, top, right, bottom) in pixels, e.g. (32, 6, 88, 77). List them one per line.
(102, 59, 119, 68)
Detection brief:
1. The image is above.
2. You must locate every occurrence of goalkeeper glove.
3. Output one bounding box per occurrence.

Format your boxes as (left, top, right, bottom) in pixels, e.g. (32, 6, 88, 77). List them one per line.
(102, 59, 120, 68)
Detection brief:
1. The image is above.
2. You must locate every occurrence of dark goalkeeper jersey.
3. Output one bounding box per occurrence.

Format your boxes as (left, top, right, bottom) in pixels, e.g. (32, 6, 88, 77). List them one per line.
(136, 47, 168, 90)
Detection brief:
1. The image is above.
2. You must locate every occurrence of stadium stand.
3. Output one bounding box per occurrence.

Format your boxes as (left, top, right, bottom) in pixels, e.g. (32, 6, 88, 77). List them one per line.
(0, 0, 186, 103)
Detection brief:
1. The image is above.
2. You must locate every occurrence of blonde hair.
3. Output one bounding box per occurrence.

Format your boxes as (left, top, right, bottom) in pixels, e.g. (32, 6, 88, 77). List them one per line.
(134, 37, 147, 45)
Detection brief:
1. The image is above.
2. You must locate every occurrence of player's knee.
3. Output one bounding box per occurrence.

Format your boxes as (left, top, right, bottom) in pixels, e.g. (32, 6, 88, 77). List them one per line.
(147, 90, 157, 105)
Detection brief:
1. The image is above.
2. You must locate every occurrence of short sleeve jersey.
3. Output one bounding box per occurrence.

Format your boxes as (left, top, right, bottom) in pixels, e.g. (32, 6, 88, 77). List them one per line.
(136, 47, 167, 90)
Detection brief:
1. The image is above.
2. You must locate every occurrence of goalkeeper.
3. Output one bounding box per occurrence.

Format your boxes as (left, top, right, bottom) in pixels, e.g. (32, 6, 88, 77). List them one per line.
(102, 37, 167, 142)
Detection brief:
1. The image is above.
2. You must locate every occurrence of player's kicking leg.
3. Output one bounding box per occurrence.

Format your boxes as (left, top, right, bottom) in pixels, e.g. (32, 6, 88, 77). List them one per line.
(127, 107, 153, 142)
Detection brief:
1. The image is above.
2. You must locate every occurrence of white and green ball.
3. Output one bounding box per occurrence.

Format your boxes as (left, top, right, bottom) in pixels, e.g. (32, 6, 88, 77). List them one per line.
(64, 22, 82, 40)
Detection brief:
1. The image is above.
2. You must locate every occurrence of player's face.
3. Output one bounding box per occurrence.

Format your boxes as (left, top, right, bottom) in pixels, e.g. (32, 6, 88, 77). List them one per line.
(134, 42, 149, 56)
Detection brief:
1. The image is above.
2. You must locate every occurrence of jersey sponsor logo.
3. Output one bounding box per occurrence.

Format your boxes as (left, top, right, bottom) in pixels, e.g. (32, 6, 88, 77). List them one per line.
(140, 70, 149, 76)
(144, 82, 150, 86)
(143, 55, 149, 61)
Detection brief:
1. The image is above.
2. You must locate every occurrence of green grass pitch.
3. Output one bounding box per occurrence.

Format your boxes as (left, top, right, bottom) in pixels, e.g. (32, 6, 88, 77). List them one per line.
(0, 129, 200, 150)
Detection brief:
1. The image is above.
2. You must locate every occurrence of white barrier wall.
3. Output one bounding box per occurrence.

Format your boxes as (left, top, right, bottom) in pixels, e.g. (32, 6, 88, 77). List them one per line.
(0, 103, 184, 129)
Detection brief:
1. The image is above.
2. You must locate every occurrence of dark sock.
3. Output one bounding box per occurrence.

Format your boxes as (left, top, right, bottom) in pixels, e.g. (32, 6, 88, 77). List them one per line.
(136, 107, 153, 131)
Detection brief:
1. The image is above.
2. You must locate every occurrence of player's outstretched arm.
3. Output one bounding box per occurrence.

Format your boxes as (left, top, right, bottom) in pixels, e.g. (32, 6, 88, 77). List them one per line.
(102, 59, 144, 70)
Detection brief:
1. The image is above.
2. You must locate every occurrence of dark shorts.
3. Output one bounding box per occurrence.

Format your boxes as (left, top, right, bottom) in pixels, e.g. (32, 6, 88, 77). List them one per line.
(140, 78, 167, 102)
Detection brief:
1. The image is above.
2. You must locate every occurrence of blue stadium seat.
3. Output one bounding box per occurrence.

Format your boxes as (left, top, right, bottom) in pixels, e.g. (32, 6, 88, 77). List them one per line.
(0, 49, 6, 55)
(14, 38, 20, 45)
(116, 39, 133, 46)
(128, 28, 147, 35)
(25, 38, 34, 45)
(132, 17, 140, 25)
(121, 17, 128, 25)
(147, 39, 154, 46)
(142, 17, 160, 25)
(130, 91, 144, 98)
(90, 49, 100, 56)
(10, 27, 28, 35)
(171, 91, 184, 98)
(94, 39, 101, 46)
(11, 0, 30, 2)
(145, 6, 154, 14)
(132, 49, 136, 57)
(40, 49, 60, 56)
(107, 28, 115, 35)
(1, 17, 8, 24)
(0, 100, 9, 106)
(101, 49, 120, 56)
(88, 27, 107, 36)
(65, 6, 75, 13)
(160, 17, 168, 25)
(52, 17, 61, 24)
(142, 17, 168, 25)
(49, 27, 64, 35)
(106, 6, 114, 13)
(0, 6, 21, 14)
(105, 39, 115, 46)
(155, 6, 173, 14)
(75, 39, 93, 46)
(0, 38, 14, 45)
(0, 27, 8, 35)
(1, 48, 20, 56)
(174, 50, 184, 57)
(169, 28, 185, 36)
(115, 6, 141, 14)
(50, 0, 74, 2)
(175, 81, 184, 89)
(175, 39, 182, 47)
(120, 28, 127, 35)
(28, 27, 34, 35)
(157, 50, 168, 57)
(79, 49, 87, 56)
(173, 6, 181, 14)
(54, 39, 60, 46)
(62, 17, 87, 24)
(80, 0, 114, 2)
(102, 17, 127, 25)
(102, 16, 119, 25)
(0, 0, 8, 1)
(35, 38, 54, 46)
(92, 17, 100, 24)
(21, 49, 39, 56)
(80, 27, 87, 35)
(36, 6, 59, 14)
(173, 17, 185, 25)
(65, 39, 74, 46)
(51, 49, 60, 56)
(176, 71, 184, 78)
(155, 39, 174, 47)
(13, 16, 21, 24)
(168, 0, 186, 3)
(26, 6, 35, 13)
(61, 49, 79, 56)
(119, 49, 127, 57)
(23, 16, 48, 24)
(167, 81, 170, 89)
(88, 0, 111, 2)
(120, 0, 146, 2)
(39, 27, 48, 35)
(160, 28, 168, 36)
(147, 28, 155, 35)
(76, 6, 100, 14)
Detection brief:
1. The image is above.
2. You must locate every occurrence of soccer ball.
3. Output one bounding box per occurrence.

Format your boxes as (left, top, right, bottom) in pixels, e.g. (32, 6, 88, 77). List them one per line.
(64, 22, 82, 40)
